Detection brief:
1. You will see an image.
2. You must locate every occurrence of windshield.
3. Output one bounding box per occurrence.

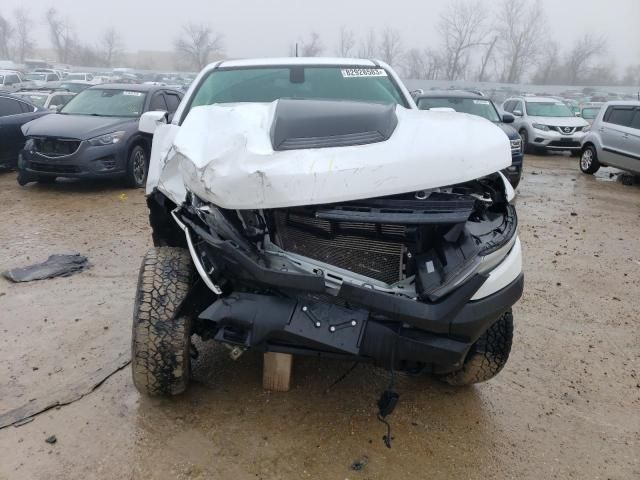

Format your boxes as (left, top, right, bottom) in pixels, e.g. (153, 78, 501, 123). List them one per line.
(26, 73, 46, 81)
(189, 66, 406, 113)
(581, 107, 601, 119)
(17, 93, 47, 107)
(525, 101, 574, 117)
(60, 82, 88, 93)
(417, 97, 500, 122)
(60, 88, 146, 117)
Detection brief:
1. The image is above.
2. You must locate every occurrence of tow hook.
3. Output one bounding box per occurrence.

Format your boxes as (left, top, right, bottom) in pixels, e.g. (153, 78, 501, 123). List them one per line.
(223, 344, 246, 361)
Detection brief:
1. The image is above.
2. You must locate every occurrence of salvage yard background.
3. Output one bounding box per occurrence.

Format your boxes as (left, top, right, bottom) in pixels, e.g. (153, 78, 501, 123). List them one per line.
(0, 154, 638, 479)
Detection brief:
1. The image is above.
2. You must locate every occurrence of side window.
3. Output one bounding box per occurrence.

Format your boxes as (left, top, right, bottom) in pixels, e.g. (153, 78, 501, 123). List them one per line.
(503, 100, 514, 112)
(630, 109, 640, 130)
(149, 92, 168, 111)
(18, 100, 34, 113)
(0, 97, 24, 116)
(6, 75, 19, 86)
(604, 107, 635, 127)
(164, 92, 181, 113)
(49, 95, 65, 107)
(87, 74, 94, 81)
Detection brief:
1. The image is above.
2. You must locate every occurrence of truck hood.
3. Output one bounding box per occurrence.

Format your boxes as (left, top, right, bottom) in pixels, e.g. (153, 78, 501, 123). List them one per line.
(22, 113, 136, 140)
(150, 101, 511, 209)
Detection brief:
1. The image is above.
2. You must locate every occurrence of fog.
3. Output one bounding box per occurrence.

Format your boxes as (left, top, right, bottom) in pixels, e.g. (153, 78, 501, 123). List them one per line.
(1, 0, 639, 82)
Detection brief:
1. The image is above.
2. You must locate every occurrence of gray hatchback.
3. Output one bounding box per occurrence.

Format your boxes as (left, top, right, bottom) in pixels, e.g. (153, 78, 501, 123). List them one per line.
(580, 101, 640, 175)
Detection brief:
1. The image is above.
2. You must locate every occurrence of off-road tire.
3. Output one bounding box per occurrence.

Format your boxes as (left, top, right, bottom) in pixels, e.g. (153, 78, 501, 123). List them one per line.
(442, 310, 514, 386)
(131, 247, 194, 396)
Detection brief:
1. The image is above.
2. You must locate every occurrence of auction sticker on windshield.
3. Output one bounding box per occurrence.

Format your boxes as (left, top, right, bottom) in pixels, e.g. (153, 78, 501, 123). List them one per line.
(341, 68, 387, 78)
(473, 100, 490, 105)
(123, 91, 143, 96)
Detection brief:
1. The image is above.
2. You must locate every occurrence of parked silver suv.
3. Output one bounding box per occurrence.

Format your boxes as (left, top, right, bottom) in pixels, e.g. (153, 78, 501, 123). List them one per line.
(580, 101, 640, 175)
(503, 96, 590, 154)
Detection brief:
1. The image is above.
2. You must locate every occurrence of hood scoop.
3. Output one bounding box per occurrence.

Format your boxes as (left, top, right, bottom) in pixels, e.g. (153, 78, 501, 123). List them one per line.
(270, 99, 398, 151)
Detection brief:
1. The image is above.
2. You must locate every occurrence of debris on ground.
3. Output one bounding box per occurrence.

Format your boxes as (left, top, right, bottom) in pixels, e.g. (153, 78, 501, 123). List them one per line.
(350, 456, 369, 471)
(2, 254, 90, 283)
(45, 435, 57, 444)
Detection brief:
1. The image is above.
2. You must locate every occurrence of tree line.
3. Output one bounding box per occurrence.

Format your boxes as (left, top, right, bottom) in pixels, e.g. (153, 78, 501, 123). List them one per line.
(1, 0, 638, 86)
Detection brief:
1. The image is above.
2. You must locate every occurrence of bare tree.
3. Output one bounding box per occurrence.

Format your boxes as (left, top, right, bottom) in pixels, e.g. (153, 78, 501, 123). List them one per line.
(496, 0, 546, 84)
(174, 23, 223, 70)
(45, 8, 76, 64)
(358, 29, 377, 58)
(438, 0, 488, 80)
(0, 14, 14, 59)
(100, 27, 123, 68)
(337, 26, 356, 57)
(564, 34, 607, 85)
(403, 48, 443, 80)
(299, 32, 324, 57)
(477, 35, 498, 82)
(378, 27, 403, 66)
(14, 9, 34, 63)
(622, 64, 640, 86)
(531, 41, 560, 84)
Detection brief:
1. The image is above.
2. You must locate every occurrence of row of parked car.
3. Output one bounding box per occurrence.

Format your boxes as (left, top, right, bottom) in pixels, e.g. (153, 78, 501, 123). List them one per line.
(412, 90, 640, 178)
(0, 83, 183, 186)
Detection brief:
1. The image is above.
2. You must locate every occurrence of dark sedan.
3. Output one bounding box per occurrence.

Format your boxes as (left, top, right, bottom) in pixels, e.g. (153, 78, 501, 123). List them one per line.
(0, 92, 50, 169)
(415, 91, 523, 188)
(18, 84, 183, 187)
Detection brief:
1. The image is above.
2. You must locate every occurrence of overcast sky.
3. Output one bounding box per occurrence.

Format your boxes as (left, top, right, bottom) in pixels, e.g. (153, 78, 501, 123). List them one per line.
(5, 0, 640, 68)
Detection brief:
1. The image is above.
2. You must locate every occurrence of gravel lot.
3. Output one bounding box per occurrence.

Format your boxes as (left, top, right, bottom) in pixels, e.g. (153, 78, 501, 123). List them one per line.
(0, 154, 638, 480)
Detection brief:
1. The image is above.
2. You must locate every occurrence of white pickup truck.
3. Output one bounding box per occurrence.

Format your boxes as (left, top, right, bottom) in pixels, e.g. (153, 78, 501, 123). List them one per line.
(131, 57, 523, 397)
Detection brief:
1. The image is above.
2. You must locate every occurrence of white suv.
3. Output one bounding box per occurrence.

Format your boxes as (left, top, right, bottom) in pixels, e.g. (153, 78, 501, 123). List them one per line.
(580, 101, 640, 175)
(503, 96, 590, 154)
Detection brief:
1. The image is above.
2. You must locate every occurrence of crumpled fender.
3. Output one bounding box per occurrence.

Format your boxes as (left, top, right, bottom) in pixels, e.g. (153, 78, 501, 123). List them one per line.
(148, 101, 511, 209)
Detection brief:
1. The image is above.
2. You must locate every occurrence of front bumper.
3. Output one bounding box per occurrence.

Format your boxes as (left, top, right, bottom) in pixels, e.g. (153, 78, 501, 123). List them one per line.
(183, 212, 524, 371)
(19, 141, 128, 178)
(530, 129, 587, 151)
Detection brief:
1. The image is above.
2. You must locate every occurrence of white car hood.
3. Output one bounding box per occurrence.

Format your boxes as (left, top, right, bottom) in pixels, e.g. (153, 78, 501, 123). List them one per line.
(149, 101, 511, 209)
(528, 115, 588, 127)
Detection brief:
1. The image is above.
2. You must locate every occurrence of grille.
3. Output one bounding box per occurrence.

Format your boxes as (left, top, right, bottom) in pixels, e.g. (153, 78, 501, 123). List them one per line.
(272, 210, 406, 284)
(34, 138, 81, 157)
(29, 162, 79, 173)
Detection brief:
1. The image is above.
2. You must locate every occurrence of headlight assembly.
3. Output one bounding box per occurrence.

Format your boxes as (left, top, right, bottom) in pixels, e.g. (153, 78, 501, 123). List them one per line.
(532, 123, 550, 131)
(87, 131, 126, 146)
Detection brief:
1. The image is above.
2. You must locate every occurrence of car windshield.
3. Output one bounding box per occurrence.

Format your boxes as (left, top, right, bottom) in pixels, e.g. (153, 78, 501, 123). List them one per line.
(525, 101, 574, 117)
(66, 74, 85, 80)
(189, 66, 406, 111)
(17, 93, 47, 106)
(581, 107, 601, 119)
(26, 73, 46, 81)
(60, 88, 146, 117)
(417, 97, 500, 122)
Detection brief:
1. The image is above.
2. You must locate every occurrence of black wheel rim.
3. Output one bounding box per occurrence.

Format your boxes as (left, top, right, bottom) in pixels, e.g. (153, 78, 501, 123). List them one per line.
(132, 150, 146, 184)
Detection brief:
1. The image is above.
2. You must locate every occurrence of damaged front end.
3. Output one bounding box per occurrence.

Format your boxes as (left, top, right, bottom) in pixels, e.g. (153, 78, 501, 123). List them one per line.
(157, 170, 522, 374)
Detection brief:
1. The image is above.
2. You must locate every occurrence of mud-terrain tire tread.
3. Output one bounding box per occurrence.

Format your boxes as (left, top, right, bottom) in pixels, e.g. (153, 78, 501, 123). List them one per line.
(443, 310, 514, 386)
(131, 247, 194, 396)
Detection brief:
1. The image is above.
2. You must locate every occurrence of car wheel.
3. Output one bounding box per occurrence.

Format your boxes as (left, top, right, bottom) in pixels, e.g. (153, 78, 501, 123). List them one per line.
(16, 171, 32, 186)
(579, 145, 600, 174)
(125, 145, 148, 188)
(440, 310, 514, 386)
(519, 129, 530, 154)
(131, 247, 195, 396)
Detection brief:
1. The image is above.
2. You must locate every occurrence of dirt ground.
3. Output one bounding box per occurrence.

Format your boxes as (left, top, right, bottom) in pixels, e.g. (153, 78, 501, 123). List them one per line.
(0, 155, 638, 480)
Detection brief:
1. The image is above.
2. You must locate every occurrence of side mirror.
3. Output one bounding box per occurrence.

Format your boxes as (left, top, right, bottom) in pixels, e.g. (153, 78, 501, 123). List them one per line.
(139, 110, 168, 134)
(513, 110, 523, 117)
(575, 112, 582, 117)
(502, 113, 515, 123)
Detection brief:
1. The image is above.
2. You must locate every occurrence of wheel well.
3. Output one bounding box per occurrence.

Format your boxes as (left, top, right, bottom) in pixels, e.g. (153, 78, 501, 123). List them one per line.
(128, 137, 151, 160)
(147, 189, 187, 248)
(582, 141, 595, 151)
